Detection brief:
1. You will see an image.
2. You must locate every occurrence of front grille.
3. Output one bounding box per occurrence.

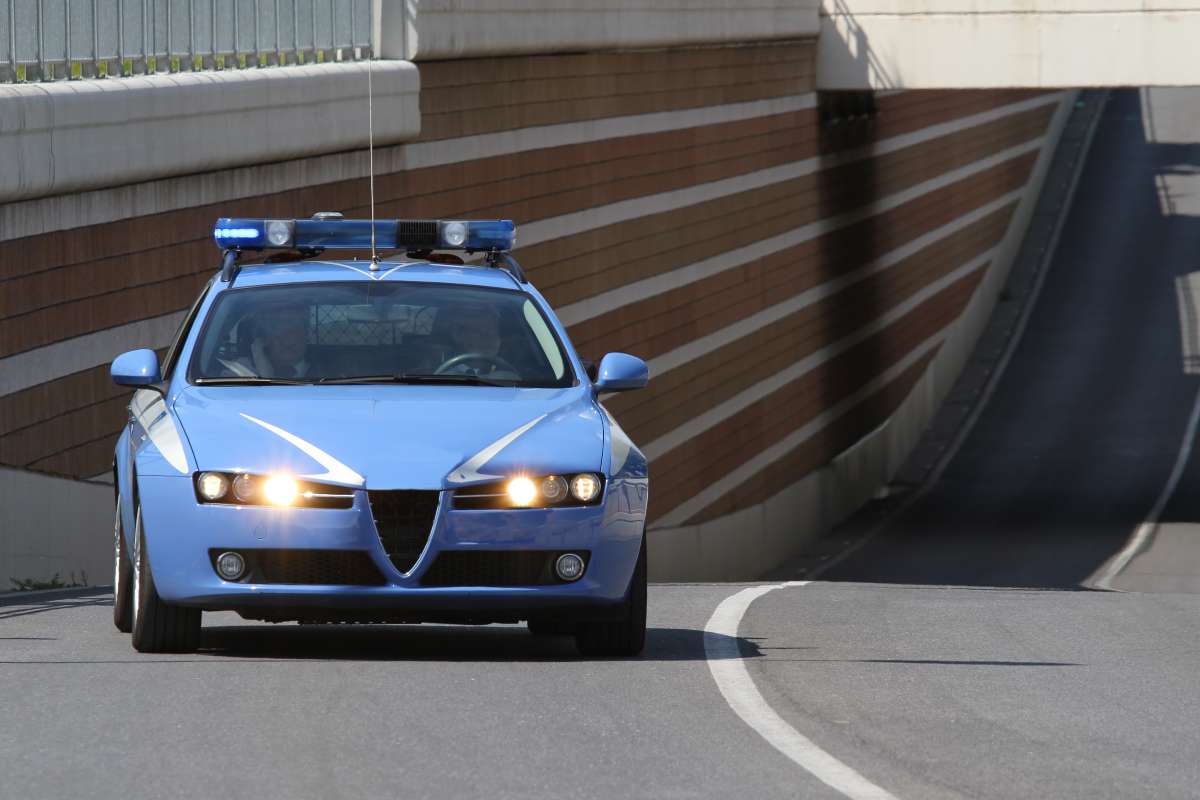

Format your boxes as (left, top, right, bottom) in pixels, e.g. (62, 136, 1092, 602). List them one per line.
(367, 490, 440, 574)
(420, 550, 590, 587)
(208, 549, 386, 585)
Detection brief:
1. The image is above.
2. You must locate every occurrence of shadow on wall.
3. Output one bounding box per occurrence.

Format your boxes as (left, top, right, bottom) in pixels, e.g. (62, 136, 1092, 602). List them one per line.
(818, 89, 1200, 592)
(818, 0, 897, 90)
(809, 89, 889, 525)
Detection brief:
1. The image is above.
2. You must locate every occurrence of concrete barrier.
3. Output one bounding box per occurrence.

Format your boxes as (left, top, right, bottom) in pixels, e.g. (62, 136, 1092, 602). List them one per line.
(0, 467, 112, 591)
(0, 61, 420, 204)
(375, 0, 818, 60)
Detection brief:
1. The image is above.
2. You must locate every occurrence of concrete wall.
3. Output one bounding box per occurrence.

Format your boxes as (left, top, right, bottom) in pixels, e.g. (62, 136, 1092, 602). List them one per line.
(818, 1, 1200, 89)
(0, 61, 419, 204)
(375, 0, 819, 60)
(1, 3, 1076, 586)
(0, 467, 112, 589)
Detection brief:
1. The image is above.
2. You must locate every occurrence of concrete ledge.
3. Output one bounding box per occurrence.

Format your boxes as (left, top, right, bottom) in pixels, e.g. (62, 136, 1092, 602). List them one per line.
(818, 4, 1200, 88)
(377, 0, 819, 60)
(0, 61, 420, 204)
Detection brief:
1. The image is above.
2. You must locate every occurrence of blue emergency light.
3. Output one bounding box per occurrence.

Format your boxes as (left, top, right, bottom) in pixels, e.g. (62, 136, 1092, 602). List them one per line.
(213, 216, 516, 253)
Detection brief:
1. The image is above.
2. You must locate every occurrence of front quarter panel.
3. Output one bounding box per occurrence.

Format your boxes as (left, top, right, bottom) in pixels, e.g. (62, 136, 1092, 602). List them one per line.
(129, 388, 194, 477)
(600, 405, 649, 540)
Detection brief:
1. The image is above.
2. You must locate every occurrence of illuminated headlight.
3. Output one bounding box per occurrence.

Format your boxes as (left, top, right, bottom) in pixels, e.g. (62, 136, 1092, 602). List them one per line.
(265, 219, 294, 247)
(506, 477, 538, 507)
(194, 472, 353, 509)
(263, 475, 299, 506)
(454, 473, 605, 509)
(440, 220, 468, 248)
(198, 471, 229, 501)
(570, 473, 601, 503)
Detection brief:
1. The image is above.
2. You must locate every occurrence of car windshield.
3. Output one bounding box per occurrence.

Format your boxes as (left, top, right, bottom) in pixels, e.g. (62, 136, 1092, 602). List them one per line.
(188, 281, 574, 388)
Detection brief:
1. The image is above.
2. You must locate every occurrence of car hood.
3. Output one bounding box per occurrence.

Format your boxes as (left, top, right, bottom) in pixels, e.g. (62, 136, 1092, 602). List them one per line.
(173, 384, 605, 490)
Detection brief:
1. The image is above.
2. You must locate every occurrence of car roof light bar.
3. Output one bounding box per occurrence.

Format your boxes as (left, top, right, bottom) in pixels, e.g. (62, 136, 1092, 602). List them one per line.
(212, 216, 516, 253)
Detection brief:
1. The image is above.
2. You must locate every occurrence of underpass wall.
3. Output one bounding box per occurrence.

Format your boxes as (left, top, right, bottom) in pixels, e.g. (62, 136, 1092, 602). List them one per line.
(0, 8, 1074, 585)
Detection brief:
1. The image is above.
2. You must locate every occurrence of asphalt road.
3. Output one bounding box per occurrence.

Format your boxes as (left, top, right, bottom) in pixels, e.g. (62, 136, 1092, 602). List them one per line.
(6, 89, 1200, 800)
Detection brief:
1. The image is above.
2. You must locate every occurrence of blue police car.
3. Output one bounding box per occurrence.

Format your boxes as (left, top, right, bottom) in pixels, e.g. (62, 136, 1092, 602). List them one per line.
(109, 215, 650, 655)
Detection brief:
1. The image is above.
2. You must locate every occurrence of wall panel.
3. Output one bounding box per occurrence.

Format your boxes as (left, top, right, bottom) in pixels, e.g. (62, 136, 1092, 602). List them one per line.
(0, 36, 1073, 579)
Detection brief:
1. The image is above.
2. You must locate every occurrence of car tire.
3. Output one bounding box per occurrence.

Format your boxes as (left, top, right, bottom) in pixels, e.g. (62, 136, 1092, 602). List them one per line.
(575, 534, 647, 657)
(112, 494, 133, 633)
(131, 506, 201, 653)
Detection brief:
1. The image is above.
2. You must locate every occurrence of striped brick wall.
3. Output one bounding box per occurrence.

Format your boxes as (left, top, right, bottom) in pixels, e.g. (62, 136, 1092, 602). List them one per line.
(0, 40, 1070, 578)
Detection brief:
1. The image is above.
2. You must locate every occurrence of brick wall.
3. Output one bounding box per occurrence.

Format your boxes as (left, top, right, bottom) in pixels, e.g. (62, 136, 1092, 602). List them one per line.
(0, 40, 1069, 578)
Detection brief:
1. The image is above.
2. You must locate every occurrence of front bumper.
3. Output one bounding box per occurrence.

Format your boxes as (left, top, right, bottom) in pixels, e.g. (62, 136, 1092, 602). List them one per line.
(136, 475, 646, 621)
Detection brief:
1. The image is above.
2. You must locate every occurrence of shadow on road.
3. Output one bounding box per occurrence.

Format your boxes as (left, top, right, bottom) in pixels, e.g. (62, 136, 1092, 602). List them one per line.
(194, 623, 753, 663)
(0, 588, 110, 621)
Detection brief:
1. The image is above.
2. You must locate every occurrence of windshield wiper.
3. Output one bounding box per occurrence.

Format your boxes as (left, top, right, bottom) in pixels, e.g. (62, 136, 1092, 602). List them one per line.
(193, 376, 310, 386)
(317, 372, 513, 387)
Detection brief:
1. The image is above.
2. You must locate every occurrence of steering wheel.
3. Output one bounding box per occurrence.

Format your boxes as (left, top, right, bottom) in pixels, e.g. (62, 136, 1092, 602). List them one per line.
(434, 352, 519, 376)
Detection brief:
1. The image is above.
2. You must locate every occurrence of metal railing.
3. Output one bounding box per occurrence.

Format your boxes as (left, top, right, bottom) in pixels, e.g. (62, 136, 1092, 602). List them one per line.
(1, 0, 372, 82)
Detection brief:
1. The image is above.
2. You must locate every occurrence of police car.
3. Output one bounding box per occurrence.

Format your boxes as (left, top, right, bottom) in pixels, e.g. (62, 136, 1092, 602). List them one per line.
(109, 215, 649, 655)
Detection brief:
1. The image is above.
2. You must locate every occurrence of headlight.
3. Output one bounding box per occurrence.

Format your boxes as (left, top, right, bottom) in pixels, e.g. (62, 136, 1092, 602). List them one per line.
(263, 475, 299, 506)
(453, 473, 605, 510)
(198, 471, 229, 501)
(506, 477, 538, 507)
(232, 473, 257, 503)
(570, 473, 601, 503)
(193, 472, 353, 509)
(539, 475, 568, 503)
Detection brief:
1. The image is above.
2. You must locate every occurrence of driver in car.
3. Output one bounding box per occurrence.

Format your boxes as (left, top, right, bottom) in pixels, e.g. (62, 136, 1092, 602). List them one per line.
(438, 303, 520, 380)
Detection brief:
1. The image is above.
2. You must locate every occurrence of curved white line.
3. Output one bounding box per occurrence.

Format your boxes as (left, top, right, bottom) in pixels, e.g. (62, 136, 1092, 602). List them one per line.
(446, 414, 548, 484)
(240, 413, 364, 486)
(705, 583, 899, 800)
(1092, 385, 1200, 590)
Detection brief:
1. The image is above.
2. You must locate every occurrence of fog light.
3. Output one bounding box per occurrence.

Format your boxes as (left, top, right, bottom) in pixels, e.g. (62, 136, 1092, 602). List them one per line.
(555, 553, 585, 582)
(216, 551, 246, 581)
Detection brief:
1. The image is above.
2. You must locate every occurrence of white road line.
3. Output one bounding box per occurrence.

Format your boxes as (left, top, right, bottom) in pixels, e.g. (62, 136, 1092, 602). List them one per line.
(1091, 385, 1200, 590)
(705, 582, 900, 800)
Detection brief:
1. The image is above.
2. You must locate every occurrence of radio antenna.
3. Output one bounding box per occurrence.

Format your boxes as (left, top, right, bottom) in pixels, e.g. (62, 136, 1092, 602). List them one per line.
(367, 54, 379, 269)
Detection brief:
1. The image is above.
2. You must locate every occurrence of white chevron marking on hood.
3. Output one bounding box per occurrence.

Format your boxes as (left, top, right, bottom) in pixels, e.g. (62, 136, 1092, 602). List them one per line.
(446, 414, 548, 484)
(240, 412, 365, 486)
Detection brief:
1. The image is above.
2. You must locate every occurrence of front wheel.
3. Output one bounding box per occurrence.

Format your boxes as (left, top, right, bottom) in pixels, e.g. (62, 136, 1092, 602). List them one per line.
(130, 506, 201, 653)
(112, 494, 133, 633)
(576, 535, 647, 657)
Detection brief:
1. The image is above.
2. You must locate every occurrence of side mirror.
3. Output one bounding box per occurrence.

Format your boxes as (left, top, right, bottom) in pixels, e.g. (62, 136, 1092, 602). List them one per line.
(593, 352, 648, 392)
(111, 349, 162, 388)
